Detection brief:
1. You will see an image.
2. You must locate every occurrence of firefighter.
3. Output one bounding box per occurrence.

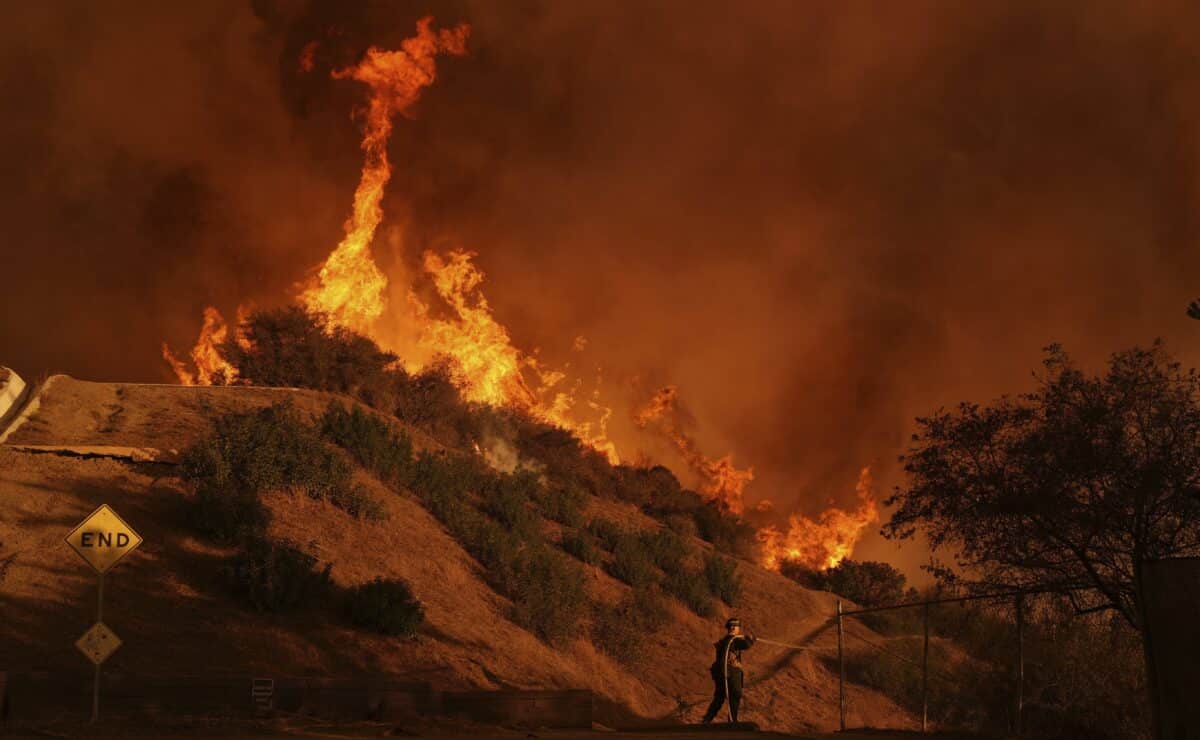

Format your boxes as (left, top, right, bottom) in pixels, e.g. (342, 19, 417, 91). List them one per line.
(701, 617, 756, 723)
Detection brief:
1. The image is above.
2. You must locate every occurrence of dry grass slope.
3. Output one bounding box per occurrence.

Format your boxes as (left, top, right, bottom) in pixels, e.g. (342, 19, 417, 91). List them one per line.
(0, 376, 912, 733)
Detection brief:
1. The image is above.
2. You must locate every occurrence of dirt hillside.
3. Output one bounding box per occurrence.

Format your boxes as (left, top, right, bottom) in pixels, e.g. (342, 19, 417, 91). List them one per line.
(0, 376, 913, 733)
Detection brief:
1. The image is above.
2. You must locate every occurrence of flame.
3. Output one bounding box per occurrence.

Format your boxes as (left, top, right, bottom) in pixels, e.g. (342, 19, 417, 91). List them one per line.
(301, 17, 470, 334)
(411, 249, 619, 461)
(162, 306, 239, 386)
(757, 467, 879, 571)
(160, 17, 881, 570)
(633, 386, 754, 513)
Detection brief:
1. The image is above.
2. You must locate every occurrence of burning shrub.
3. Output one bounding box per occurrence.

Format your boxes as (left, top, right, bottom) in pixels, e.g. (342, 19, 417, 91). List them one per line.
(703, 553, 742, 606)
(508, 546, 588, 644)
(346, 577, 425, 637)
(560, 530, 601, 565)
(226, 307, 403, 410)
(664, 567, 715, 617)
(224, 537, 332, 613)
(320, 402, 414, 485)
(591, 585, 672, 664)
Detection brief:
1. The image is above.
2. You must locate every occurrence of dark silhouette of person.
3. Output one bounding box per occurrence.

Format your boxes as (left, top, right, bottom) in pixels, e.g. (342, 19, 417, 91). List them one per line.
(701, 617, 756, 723)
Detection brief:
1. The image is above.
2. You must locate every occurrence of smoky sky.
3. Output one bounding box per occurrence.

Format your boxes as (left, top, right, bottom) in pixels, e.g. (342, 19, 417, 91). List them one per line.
(4, 0, 1200, 571)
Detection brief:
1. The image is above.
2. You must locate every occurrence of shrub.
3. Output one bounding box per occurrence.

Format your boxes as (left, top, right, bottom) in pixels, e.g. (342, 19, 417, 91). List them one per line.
(664, 513, 698, 539)
(483, 472, 540, 539)
(639, 528, 689, 572)
(692, 503, 757, 558)
(665, 567, 714, 617)
(591, 585, 672, 663)
(704, 553, 742, 605)
(346, 577, 425, 636)
(607, 534, 658, 588)
(532, 484, 588, 528)
(329, 482, 386, 522)
(224, 537, 332, 612)
(225, 307, 403, 411)
(781, 559, 908, 608)
(180, 402, 365, 538)
(189, 480, 268, 542)
(561, 530, 602, 565)
(509, 546, 588, 644)
(587, 517, 624, 551)
(320, 402, 413, 485)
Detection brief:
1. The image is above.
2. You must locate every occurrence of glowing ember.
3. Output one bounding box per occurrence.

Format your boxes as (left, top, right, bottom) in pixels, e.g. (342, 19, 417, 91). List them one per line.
(757, 467, 880, 571)
(633, 385, 755, 513)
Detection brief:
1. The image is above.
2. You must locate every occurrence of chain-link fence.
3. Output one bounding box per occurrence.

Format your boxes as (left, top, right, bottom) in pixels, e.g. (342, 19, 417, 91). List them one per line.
(832, 587, 1150, 737)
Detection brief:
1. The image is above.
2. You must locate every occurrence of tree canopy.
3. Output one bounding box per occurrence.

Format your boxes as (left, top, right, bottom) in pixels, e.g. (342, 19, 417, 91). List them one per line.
(884, 342, 1200, 629)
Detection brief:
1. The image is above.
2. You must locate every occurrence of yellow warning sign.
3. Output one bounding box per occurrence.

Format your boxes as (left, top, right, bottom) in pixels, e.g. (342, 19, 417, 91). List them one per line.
(76, 622, 122, 665)
(65, 504, 143, 574)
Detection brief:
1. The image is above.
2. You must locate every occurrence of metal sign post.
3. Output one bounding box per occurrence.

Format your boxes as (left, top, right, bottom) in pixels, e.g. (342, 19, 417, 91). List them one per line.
(65, 504, 142, 723)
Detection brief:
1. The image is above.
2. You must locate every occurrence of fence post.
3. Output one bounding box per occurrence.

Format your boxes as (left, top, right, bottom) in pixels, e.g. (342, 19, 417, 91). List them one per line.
(922, 601, 929, 733)
(1015, 594, 1024, 735)
(837, 600, 845, 731)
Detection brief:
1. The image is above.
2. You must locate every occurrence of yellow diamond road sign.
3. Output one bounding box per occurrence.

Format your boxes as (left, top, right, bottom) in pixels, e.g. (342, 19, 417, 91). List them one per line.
(65, 504, 143, 574)
(76, 622, 122, 665)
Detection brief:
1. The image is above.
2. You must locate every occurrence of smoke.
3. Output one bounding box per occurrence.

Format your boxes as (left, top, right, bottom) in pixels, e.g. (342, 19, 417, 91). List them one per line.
(5, 0, 1200, 576)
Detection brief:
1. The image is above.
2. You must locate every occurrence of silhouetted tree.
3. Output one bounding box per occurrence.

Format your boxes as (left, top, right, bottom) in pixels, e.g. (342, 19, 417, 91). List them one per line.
(1187, 299, 1200, 320)
(885, 341, 1200, 631)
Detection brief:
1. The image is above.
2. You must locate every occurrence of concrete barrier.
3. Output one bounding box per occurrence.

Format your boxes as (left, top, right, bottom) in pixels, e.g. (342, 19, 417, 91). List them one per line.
(0, 673, 590, 728)
(0, 367, 26, 429)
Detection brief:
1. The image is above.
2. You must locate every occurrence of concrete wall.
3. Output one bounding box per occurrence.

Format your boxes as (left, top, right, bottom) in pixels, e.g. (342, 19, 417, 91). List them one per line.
(0, 672, 592, 728)
(0, 367, 25, 427)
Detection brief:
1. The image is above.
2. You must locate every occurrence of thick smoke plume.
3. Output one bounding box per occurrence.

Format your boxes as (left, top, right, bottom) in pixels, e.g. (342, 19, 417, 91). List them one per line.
(5, 1, 1200, 576)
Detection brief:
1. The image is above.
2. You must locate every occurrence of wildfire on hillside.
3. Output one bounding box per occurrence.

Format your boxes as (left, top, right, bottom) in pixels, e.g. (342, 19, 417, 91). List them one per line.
(633, 385, 754, 514)
(756, 467, 880, 571)
(161, 16, 875, 573)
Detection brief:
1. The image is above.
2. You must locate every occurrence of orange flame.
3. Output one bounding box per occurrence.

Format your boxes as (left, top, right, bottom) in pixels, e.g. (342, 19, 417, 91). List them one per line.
(633, 386, 754, 513)
(301, 17, 470, 334)
(162, 306, 240, 386)
(411, 249, 618, 462)
(757, 467, 879, 571)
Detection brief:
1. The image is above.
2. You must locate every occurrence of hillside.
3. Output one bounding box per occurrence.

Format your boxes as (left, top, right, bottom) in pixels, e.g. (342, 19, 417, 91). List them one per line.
(0, 374, 913, 733)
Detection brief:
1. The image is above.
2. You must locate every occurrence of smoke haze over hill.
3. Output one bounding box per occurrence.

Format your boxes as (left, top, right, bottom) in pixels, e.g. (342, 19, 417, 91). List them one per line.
(4, 0, 1200, 572)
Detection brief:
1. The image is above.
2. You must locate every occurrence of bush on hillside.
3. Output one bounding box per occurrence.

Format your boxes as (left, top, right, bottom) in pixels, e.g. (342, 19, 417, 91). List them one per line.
(665, 567, 715, 617)
(591, 585, 672, 664)
(692, 503, 757, 558)
(320, 402, 414, 485)
(532, 484, 588, 528)
(482, 470, 541, 539)
(704, 553, 742, 606)
(561, 530, 602, 565)
(224, 537, 332, 613)
(225, 307, 404, 411)
(607, 534, 659, 588)
(781, 559, 909, 608)
(346, 577, 425, 637)
(180, 402, 365, 539)
(639, 528, 689, 572)
(508, 546, 588, 644)
(664, 513, 698, 539)
(587, 517, 624, 551)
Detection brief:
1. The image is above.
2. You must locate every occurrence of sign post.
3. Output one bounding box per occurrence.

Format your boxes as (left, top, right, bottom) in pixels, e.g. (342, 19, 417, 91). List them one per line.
(65, 504, 142, 723)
